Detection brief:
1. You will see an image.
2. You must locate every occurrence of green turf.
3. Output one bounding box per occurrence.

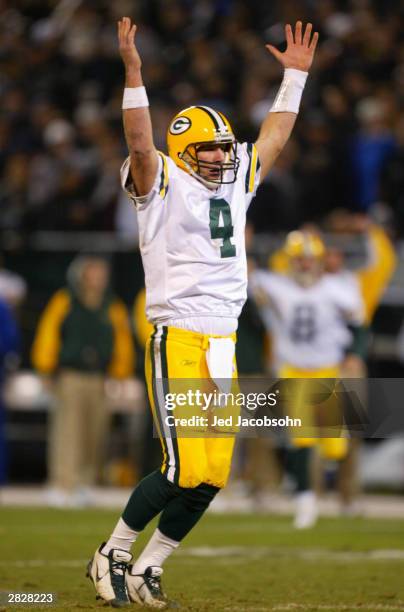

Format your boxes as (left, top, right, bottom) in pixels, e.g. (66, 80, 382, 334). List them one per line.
(1, 508, 404, 611)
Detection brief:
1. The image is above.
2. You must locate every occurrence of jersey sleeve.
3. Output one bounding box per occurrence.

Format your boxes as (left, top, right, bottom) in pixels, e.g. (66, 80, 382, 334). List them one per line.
(31, 289, 71, 374)
(120, 151, 169, 210)
(238, 142, 261, 209)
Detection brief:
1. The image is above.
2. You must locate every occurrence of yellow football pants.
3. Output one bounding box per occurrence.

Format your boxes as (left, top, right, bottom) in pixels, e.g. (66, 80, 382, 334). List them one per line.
(145, 324, 237, 489)
(278, 364, 348, 461)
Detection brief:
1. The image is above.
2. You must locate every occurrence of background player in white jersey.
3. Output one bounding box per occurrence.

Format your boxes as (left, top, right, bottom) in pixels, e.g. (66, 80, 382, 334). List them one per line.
(88, 17, 318, 608)
(250, 231, 365, 529)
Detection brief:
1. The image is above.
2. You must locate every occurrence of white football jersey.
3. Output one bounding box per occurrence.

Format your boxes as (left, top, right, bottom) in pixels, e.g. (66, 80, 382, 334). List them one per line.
(250, 270, 364, 370)
(121, 144, 260, 326)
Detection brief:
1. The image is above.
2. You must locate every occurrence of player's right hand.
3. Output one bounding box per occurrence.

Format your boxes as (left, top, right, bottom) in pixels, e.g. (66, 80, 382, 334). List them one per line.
(118, 17, 141, 70)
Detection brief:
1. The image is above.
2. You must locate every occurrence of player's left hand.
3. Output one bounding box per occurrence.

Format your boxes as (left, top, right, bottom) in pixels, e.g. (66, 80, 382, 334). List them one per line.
(266, 22, 319, 72)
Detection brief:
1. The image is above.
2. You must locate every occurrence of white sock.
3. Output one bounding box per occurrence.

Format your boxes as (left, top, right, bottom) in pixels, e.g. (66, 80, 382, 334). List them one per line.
(132, 528, 180, 574)
(102, 518, 139, 554)
(296, 490, 316, 503)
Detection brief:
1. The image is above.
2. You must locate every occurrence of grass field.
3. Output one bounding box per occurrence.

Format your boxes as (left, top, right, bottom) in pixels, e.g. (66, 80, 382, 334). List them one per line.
(1, 508, 404, 612)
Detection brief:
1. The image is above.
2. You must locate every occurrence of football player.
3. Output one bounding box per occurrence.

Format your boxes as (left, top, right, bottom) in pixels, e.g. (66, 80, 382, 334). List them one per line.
(87, 17, 318, 607)
(250, 231, 365, 528)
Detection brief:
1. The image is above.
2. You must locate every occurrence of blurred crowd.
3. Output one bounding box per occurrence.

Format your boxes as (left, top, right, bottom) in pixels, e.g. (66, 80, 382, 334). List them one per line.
(1, 0, 404, 236)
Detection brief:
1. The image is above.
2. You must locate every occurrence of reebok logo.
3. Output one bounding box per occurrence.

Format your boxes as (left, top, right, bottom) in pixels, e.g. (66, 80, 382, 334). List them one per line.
(181, 359, 196, 366)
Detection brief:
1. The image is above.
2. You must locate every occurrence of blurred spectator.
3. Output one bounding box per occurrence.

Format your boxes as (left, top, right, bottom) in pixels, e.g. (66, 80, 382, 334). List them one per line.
(247, 139, 301, 232)
(350, 98, 396, 211)
(324, 212, 397, 328)
(26, 118, 99, 230)
(236, 225, 278, 499)
(132, 287, 160, 478)
(31, 255, 135, 506)
(0, 255, 26, 309)
(0, 298, 20, 484)
(381, 116, 404, 237)
(323, 213, 397, 512)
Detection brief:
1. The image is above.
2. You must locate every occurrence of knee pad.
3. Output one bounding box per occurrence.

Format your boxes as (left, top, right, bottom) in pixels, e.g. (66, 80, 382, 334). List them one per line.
(182, 482, 220, 513)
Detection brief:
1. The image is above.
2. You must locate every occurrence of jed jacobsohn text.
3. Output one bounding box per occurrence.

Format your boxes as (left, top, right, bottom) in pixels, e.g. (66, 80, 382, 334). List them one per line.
(164, 390, 278, 411)
(165, 414, 302, 428)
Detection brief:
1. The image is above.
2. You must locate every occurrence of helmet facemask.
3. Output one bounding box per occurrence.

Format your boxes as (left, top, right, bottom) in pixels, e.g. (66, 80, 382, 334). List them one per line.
(179, 139, 240, 188)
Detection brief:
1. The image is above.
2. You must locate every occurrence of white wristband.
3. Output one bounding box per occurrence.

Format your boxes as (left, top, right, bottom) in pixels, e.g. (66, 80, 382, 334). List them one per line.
(122, 86, 149, 109)
(270, 68, 308, 114)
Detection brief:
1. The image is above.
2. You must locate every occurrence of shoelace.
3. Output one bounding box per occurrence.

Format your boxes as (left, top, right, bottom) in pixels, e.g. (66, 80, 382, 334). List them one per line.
(110, 560, 128, 600)
(146, 574, 163, 598)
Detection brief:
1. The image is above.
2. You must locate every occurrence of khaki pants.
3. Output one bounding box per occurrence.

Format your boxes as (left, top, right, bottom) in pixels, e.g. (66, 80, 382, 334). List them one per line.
(242, 438, 281, 492)
(48, 370, 109, 491)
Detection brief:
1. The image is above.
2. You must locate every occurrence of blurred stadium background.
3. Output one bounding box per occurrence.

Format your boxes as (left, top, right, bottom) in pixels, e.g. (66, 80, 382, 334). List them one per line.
(2, 1, 404, 610)
(1, 0, 404, 508)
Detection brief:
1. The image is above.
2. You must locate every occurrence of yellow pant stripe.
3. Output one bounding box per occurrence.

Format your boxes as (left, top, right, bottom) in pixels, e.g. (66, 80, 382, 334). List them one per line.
(148, 326, 168, 476)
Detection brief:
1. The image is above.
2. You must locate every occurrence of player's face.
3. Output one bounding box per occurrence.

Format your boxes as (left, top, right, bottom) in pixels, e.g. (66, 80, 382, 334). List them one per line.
(296, 256, 317, 272)
(196, 144, 229, 180)
(81, 259, 110, 294)
(291, 256, 322, 286)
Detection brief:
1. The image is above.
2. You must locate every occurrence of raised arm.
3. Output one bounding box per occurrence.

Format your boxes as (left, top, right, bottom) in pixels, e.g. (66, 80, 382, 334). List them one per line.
(255, 22, 318, 181)
(118, 17, 158, 196)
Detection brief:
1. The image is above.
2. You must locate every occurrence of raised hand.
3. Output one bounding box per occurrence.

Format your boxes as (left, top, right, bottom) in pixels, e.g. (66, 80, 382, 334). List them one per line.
(118, 16, 141, 71)
(266, 22, 319, 72)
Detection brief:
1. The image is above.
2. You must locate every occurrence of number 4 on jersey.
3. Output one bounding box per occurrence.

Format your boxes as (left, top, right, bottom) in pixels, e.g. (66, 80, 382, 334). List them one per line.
(209, 198, 236, 258)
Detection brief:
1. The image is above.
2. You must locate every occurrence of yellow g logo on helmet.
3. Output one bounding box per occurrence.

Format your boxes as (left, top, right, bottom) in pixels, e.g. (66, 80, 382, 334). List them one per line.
(169, 116, 192, 135)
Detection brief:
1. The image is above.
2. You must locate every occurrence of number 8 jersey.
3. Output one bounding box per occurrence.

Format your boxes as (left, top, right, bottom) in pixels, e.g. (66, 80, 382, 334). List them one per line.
(120, 143, 261, 326)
